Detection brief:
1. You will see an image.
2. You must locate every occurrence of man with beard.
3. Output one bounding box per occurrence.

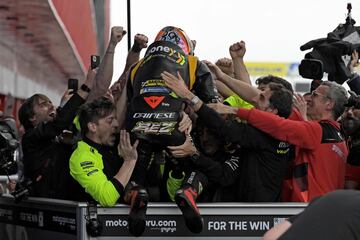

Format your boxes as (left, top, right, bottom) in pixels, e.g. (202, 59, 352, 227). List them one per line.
(163, 70, 293, 234)
(69, 98, 141, 236)
(18, 69, 95, 199)
(222, 81, 348, 202)
(342, 92, 360, 189)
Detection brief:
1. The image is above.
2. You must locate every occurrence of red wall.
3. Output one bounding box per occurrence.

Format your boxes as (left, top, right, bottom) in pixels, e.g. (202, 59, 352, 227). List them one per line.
(0, 94, 24, 127)
(52, 0, 98, 70)
(104, 0, 110, 46)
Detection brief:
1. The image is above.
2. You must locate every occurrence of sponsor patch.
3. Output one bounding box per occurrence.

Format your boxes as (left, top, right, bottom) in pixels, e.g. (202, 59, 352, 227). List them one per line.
(133, 112, 176, 119)
(141, 80, 166, 87)
(144, 96, 165, 109)
(132, 121, 177, 135)
(148, 45, 186, 65)
(140, 87, 171, 95)
(80, 161, 93, 167)
(87, 169, 98, 176)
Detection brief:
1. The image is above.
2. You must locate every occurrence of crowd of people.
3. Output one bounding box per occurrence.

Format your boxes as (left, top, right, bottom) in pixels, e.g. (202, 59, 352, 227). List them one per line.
(3, 25, 360, 237)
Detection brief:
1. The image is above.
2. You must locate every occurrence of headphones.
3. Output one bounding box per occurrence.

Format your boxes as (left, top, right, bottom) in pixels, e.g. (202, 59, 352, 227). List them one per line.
(86, 202, 103, 237)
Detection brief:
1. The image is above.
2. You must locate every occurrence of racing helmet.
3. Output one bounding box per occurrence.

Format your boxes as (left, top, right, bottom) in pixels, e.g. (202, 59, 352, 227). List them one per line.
(155, 26, 194, 55)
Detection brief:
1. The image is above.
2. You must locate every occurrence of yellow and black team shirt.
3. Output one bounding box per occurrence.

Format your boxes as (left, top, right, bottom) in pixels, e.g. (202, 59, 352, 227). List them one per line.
(69, 138, 124, 206)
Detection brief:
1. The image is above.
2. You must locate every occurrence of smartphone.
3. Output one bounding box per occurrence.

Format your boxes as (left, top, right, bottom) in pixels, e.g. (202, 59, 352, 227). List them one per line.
(68, 78, 78, 93)
(90, 55, 100, 69)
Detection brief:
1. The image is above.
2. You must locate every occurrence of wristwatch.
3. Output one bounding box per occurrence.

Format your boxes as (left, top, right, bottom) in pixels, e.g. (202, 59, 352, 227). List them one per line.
(350, 70, 358, 79)
(80, 84, 91, 93)
(190, 152, 200, 163)
(190, 95, 200, 106)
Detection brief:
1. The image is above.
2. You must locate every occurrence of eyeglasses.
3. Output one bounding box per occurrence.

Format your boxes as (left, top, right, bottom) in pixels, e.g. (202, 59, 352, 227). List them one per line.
(311, 90, 330, 100)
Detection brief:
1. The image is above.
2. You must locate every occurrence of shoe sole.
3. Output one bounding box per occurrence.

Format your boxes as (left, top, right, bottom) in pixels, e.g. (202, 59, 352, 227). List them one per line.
(128, 191, 148, 237)
(175, 192, 204, 233)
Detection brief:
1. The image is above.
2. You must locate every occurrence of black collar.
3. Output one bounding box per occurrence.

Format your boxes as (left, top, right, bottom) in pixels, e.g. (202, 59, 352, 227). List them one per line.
(83, 136, 104, 151)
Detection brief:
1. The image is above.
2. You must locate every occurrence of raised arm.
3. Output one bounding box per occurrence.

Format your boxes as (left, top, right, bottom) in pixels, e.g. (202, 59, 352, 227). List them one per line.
(347, 50, 360, 94)
(229, 41, 252, 85)
(115, 81, 129, 129)
(31, 68, 95, 139)
(123, 34, 148, 73)
(236, 108, 322, 149)
(204, 60, 260, 105)
(215, 58, 234, 77)
(87, 26, 126, 101)
(116, 33, 149, 87)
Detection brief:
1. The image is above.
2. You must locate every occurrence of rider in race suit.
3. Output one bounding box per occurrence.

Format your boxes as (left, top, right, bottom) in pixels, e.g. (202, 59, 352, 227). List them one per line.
(126, 26, 218, 184)
(124, 26, 219, 234)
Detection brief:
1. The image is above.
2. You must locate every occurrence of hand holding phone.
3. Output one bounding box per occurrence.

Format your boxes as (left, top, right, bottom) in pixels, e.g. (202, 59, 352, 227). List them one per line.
(68, 78, 78, 93)
(91, 55, 100, 69)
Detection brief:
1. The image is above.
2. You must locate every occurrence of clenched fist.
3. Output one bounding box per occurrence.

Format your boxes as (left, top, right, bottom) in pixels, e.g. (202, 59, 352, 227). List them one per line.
(134, 33, 148, 49)
(110, 26, 126, 46)
(229, 41, 246, 59)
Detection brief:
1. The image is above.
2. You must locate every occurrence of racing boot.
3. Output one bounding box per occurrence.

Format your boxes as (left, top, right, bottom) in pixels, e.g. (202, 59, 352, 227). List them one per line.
(124, 183, 149, 237)
(175, 171, 208, 233)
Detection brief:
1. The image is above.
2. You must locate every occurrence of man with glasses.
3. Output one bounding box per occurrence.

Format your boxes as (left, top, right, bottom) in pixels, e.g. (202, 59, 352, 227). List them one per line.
(229, 81, 349, 202)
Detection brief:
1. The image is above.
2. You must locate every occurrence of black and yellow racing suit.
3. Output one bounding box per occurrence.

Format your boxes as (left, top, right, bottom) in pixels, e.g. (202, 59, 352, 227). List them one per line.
(126, 40, 218, 187)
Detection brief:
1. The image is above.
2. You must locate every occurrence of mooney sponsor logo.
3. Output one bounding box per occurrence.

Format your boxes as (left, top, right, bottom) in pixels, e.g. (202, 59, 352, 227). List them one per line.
(133, 112, 176, 119)
(132, 121, 177, 135)
(148, 45, 185, 65)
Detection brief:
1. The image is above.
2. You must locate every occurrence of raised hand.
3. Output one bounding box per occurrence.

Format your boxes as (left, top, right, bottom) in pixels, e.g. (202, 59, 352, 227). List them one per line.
(110, 26, 126, 46)
(229, 41, 246, 59)
(161, 71, 190, 99)
(118, 130, 139, 161)
(60, 89, 74, 107)
(203, 60, 226, 81)
(293, 93, 308, 121)
(215, 58, 234, 76)
(178, 111, 192, 133)
(349, 50, 359, 73)
(168, 130, 197, 158)
(84, 67, 98, 90)
(134, 33, 148, 49)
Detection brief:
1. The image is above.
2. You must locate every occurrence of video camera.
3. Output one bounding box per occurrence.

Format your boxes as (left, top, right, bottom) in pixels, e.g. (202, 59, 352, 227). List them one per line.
(0, 115, 19, 175)
(299, 3, 360, 84)
(0, 114, 35, 203)
(0, 114, 30, 203)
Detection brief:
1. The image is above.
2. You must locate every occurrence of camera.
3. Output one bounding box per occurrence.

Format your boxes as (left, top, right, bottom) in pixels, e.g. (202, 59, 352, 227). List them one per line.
(299, 59, 324, 80)
(0, 118, 19, 175)
(299, 3, 360, 84)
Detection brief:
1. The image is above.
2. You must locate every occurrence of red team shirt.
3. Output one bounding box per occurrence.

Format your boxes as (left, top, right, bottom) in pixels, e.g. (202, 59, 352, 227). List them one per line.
(237, 108, 348, 202)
